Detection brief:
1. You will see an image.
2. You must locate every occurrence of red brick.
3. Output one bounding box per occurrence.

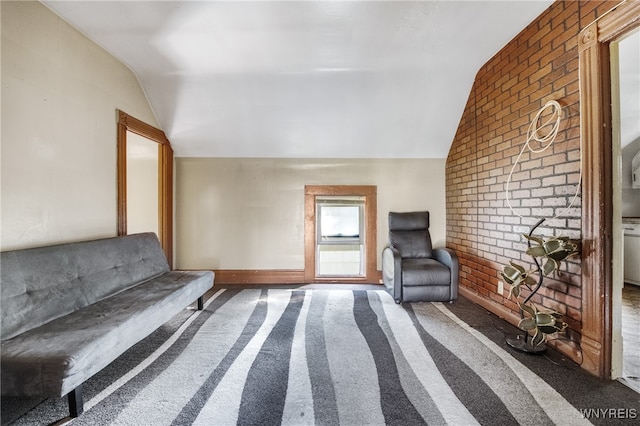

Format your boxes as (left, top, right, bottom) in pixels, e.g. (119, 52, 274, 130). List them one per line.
(446, 0, 584, 347)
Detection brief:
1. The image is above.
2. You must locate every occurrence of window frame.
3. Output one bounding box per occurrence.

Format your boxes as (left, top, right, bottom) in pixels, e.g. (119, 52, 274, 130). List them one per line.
(304, 185, 377, 283)
(316, 199, 364, 245)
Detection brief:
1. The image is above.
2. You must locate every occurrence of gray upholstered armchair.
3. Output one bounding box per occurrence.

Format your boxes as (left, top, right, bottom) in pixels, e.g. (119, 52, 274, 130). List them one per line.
(382, 211, 458, 303)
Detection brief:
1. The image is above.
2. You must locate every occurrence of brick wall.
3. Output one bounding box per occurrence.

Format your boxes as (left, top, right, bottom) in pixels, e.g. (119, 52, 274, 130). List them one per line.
(446, 0, 619, 357)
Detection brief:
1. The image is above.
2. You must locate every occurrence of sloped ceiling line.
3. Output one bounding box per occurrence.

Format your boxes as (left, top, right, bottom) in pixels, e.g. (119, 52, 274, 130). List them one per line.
(42, 0, 554, 159)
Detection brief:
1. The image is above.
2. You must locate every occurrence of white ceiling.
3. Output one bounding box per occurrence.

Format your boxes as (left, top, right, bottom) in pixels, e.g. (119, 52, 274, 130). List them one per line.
(42, 0, 554, 158)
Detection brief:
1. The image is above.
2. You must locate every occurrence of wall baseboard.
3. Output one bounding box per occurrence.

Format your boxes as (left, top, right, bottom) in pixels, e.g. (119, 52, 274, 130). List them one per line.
(458, 286, 582, 365)
(459, 286, 521, 325)
(214, 269, 305, 284)
(213, 269, 383, 285)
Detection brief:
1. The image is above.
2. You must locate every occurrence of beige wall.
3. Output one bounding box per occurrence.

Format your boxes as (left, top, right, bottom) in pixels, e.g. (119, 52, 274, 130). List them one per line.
(175, 158, 446, 271)
(1, 1, 158, 250)
(1, 1, 447, 265)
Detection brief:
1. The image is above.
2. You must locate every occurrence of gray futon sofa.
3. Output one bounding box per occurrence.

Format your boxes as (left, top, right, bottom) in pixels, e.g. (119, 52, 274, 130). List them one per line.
(1, 232, 214, 418)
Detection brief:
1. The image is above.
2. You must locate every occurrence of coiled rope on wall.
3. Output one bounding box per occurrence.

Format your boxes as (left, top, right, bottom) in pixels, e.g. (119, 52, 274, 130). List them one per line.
(505, 100, 582, 223)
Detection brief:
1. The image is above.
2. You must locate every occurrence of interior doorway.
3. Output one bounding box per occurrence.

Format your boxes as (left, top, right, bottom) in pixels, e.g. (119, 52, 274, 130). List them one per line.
(578, 0, 640, 380)
(611, 29, 640, 393)
(304, 185, 377, 283)
(117, 110, 174, 267)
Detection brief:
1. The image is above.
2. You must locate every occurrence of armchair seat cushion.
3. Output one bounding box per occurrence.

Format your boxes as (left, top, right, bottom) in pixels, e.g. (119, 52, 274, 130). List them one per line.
(401, 258, 451, 286)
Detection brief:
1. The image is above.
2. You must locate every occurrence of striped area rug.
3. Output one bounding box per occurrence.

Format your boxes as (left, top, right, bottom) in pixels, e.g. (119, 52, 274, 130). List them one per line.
(3, 288, 621, 425)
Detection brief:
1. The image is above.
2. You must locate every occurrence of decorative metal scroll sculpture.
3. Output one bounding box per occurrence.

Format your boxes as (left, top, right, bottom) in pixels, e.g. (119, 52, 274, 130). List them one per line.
(501, 100, 581, 353)
(501, 218, 579, 352)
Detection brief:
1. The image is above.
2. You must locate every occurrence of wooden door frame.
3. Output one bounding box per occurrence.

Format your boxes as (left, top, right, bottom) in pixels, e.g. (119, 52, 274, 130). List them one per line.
(578, 0, 640, 378)
(304, 185, 378, 283)
(117, 110, 174, 268)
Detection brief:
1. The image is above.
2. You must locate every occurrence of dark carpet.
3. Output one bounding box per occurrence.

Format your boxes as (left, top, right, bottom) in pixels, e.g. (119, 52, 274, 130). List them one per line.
(2, 288, 639, 425)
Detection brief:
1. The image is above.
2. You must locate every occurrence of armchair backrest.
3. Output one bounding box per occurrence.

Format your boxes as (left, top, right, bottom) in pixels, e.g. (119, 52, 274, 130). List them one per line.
(388, 211, 433, 259)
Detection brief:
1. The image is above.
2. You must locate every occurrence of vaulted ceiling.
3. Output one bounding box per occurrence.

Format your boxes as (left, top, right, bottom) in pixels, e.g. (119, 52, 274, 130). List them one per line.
(42, 0, 554, 158)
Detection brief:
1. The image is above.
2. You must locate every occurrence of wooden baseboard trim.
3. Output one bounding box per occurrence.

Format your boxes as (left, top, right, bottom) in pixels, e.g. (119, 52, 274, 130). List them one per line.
(214, 269, 305, 284)
(459, 286, 521, 325)
(458, 286, 582, 365)
(214, 269, 383, 285)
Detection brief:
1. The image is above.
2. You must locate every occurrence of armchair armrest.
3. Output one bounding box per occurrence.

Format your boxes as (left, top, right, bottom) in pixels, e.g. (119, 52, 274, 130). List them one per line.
(382, 245, 402, 303)
(433, 248, 459, 300)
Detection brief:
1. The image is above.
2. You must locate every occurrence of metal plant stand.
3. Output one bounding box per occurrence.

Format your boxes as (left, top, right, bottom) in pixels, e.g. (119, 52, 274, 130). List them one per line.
(506, 218, 547, 354)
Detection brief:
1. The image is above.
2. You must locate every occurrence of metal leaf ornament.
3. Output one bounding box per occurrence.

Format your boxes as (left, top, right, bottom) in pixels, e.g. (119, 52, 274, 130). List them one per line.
(500, 262, 536, 299)
(524, 235, 579, 276)
(504, 231, 579, 349)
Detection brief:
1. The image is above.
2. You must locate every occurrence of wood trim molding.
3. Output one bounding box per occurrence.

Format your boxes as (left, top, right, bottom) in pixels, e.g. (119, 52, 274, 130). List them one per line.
(118, 110, 170, 145)
(458, 286, 583, 365)
(304, 185, 378, 284)
(578, 0, 640, 378)
(117, 116, 128, 237)
(160, 144, 174, 267)
(215, 270, 306, 285)
(215, 269, 383, 285)
(117, 110, 174, 268)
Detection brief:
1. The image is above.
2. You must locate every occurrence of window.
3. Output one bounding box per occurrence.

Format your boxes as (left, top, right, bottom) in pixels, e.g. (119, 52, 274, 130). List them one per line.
(316, 197, 365, 276)
(304, 185, 377, 283)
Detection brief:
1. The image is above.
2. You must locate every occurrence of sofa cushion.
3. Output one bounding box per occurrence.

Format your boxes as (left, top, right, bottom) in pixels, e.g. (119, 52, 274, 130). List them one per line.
(1, 270, 212, 397)
(1, 233, 170, 340)
(401, 258, 450, 286)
